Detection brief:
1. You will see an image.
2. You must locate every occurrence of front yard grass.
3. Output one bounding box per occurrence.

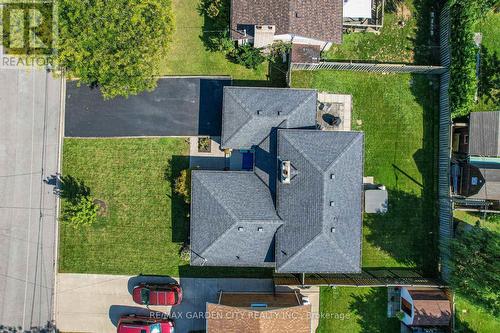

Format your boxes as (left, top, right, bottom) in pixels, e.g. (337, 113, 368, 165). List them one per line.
(59, 138, 272, 278)
(317, 287, 399, 333)
(292, 71, 439, 274)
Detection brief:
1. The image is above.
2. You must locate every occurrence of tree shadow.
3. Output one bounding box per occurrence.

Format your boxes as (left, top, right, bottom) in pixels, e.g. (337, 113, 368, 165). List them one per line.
(348, 288, 400, 333)
(108, 305, 151, 327)
(164, 155, 190, 244)
(178, 264, 273, 279)
(58, 174, 91, 204)
(127, 275, 178, 295)
(412, 0, 441, 66)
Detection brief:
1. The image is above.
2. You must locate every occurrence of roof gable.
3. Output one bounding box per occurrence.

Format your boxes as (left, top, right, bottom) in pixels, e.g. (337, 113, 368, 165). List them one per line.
(221, 87, 317, 149)
(275, 130, 363, 273)
(190, 171, 282, 266)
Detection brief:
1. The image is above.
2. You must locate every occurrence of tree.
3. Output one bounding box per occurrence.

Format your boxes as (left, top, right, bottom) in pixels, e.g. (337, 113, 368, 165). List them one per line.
(450, 225, 500, 316)
(174, 169, 191, 204)
(62, 196, 99, 228)
(57, 0, 173, 99)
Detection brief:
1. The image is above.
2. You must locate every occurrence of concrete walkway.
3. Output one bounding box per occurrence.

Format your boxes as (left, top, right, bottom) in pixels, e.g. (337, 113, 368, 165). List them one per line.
(56, 273, 276, 333)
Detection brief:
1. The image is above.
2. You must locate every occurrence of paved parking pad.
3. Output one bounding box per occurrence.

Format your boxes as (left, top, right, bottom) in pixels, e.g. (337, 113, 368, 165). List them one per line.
(56, 273, 274, 333)
(64, 77, 231, 137)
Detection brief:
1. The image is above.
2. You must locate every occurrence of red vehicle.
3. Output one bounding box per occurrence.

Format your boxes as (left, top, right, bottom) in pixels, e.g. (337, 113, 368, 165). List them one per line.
(133, 283, 182, 306)
(117, 315, 174, 333)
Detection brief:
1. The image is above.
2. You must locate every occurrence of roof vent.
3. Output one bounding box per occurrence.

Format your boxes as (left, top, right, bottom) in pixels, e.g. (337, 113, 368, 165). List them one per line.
(258, 227, 263, 232)
(331, 227, 336, 233)
(277, 110, 282, 115)
(330, 173, 336, 179)
(281, 160, 291, 184)
(256, 110, 262, 115)
(236, 255, 240, 260)
(238, 226, 244, 231)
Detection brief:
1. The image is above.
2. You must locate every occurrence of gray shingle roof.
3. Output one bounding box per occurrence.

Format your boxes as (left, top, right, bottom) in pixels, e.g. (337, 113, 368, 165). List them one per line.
(230, 0, 344, 44)
(469, 111, 500, 157)
(275, 130, 364, 273)
(190, 171, 282, 267)
(221, 87, 317, 149)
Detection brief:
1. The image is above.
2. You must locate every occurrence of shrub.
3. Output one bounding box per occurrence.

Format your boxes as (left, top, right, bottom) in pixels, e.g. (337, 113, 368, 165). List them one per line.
(230, 44, 266, 69)
(175, 169, 191, 204)
(268, 41, 292, 60)
(395, 311, 405, 321)
(207, 32, 235, 53)
(198, 0, 225, 19)
(450, 225, 500, 316)
(62, 196, 99, 228)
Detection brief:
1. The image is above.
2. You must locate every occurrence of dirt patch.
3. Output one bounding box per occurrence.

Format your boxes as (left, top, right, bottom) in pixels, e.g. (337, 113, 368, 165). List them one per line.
(396, 3, 412, 22)
(93, 199, 108, 216)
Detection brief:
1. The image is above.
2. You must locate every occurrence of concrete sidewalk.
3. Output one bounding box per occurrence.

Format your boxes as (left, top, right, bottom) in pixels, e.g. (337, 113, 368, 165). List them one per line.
(56, 273, 276, 333)
(0, 66, 62, 329)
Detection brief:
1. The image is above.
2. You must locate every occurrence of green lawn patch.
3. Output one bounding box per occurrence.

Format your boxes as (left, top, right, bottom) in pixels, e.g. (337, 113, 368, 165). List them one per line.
(317, 287, 399, 333)
(292, 71, 439, 274)
(455, 294, 500, 333)
(324, 0, 437, 64)
(160, 0, 286, 86)
(59, 138, 272, 278)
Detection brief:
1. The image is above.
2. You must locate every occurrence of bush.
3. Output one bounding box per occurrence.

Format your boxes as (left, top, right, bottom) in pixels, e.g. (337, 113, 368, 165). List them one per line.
(198, 0, 226, 19)
(62, 196, 99, 228)
(230, 44, 266, 69)
(268, 41, 292, 59)
(207, 31, 235, 53)
(450, 225, 500, 316)
(175, 169, 191, 204)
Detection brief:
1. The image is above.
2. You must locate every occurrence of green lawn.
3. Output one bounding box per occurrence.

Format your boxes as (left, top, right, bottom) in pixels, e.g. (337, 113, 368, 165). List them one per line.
(292, 71, 439, 274)
(59, 138, 272, 278)
(317, 287, 399, 333)
(473, 9, 500, 112)
(160, 0, 286, 86)
(324, 0, 436, 64)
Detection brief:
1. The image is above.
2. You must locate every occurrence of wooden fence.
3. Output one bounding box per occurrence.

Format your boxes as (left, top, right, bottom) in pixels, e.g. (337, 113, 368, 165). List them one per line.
(274, 269, 446, 287)
(290, 61, 447, 74)
(437, 3, 453, 283)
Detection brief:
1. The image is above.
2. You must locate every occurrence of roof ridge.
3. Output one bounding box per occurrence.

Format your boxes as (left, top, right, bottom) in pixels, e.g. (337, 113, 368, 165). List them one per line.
(194, 174, 240, 256)
(278, 231, 323, 271)
(223, 88, 253, 146)
(279, 130, 323, 173)
(288, 90, 316, 117)
(324, 132, 363, 172)
(320, 233, 359, 271)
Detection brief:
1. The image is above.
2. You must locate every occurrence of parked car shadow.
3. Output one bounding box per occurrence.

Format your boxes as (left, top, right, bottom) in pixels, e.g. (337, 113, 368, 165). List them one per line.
(108, 305, 150, 327)
(127, 275, 178, 295)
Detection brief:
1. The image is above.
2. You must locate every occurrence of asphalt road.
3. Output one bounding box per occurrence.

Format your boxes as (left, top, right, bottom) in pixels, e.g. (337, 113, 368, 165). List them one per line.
(64, 77, 231, 138)
(0, 65, 62, 330)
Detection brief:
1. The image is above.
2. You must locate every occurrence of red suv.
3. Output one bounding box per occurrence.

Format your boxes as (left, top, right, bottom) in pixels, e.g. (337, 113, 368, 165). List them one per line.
(117, 315, 174, 333)
(133, 283, 182, 306)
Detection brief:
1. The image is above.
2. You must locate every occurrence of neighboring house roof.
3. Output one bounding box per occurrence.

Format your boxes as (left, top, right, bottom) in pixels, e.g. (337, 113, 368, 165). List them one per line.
(469, 111, 500, 157)
(230, 0, 343, 44)
(461, 163, 500, 200)
(206, 303, 311, 333)
(291, 44, 321, 63)
(275, 130, 364, 273)
(190, 171, 282, 267)
(407, 288, 451, 327)
(221, 87, 317, 149)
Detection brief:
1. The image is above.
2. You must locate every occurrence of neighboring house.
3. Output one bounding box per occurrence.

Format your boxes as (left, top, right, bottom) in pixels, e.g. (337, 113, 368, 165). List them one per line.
(452, 111, 500, 210)
(190, 87, 364, 274)
(399, 287, 452, 333)
(206, 291, 311, 333)
(230, 0, 344, 50)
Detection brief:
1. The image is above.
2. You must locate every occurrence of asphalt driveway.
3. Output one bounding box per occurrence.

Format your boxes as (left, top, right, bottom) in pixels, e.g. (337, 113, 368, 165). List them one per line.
(0, 66, 62, 329)
(64, 77, 231, 138)
(56, 273, 274, 333)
